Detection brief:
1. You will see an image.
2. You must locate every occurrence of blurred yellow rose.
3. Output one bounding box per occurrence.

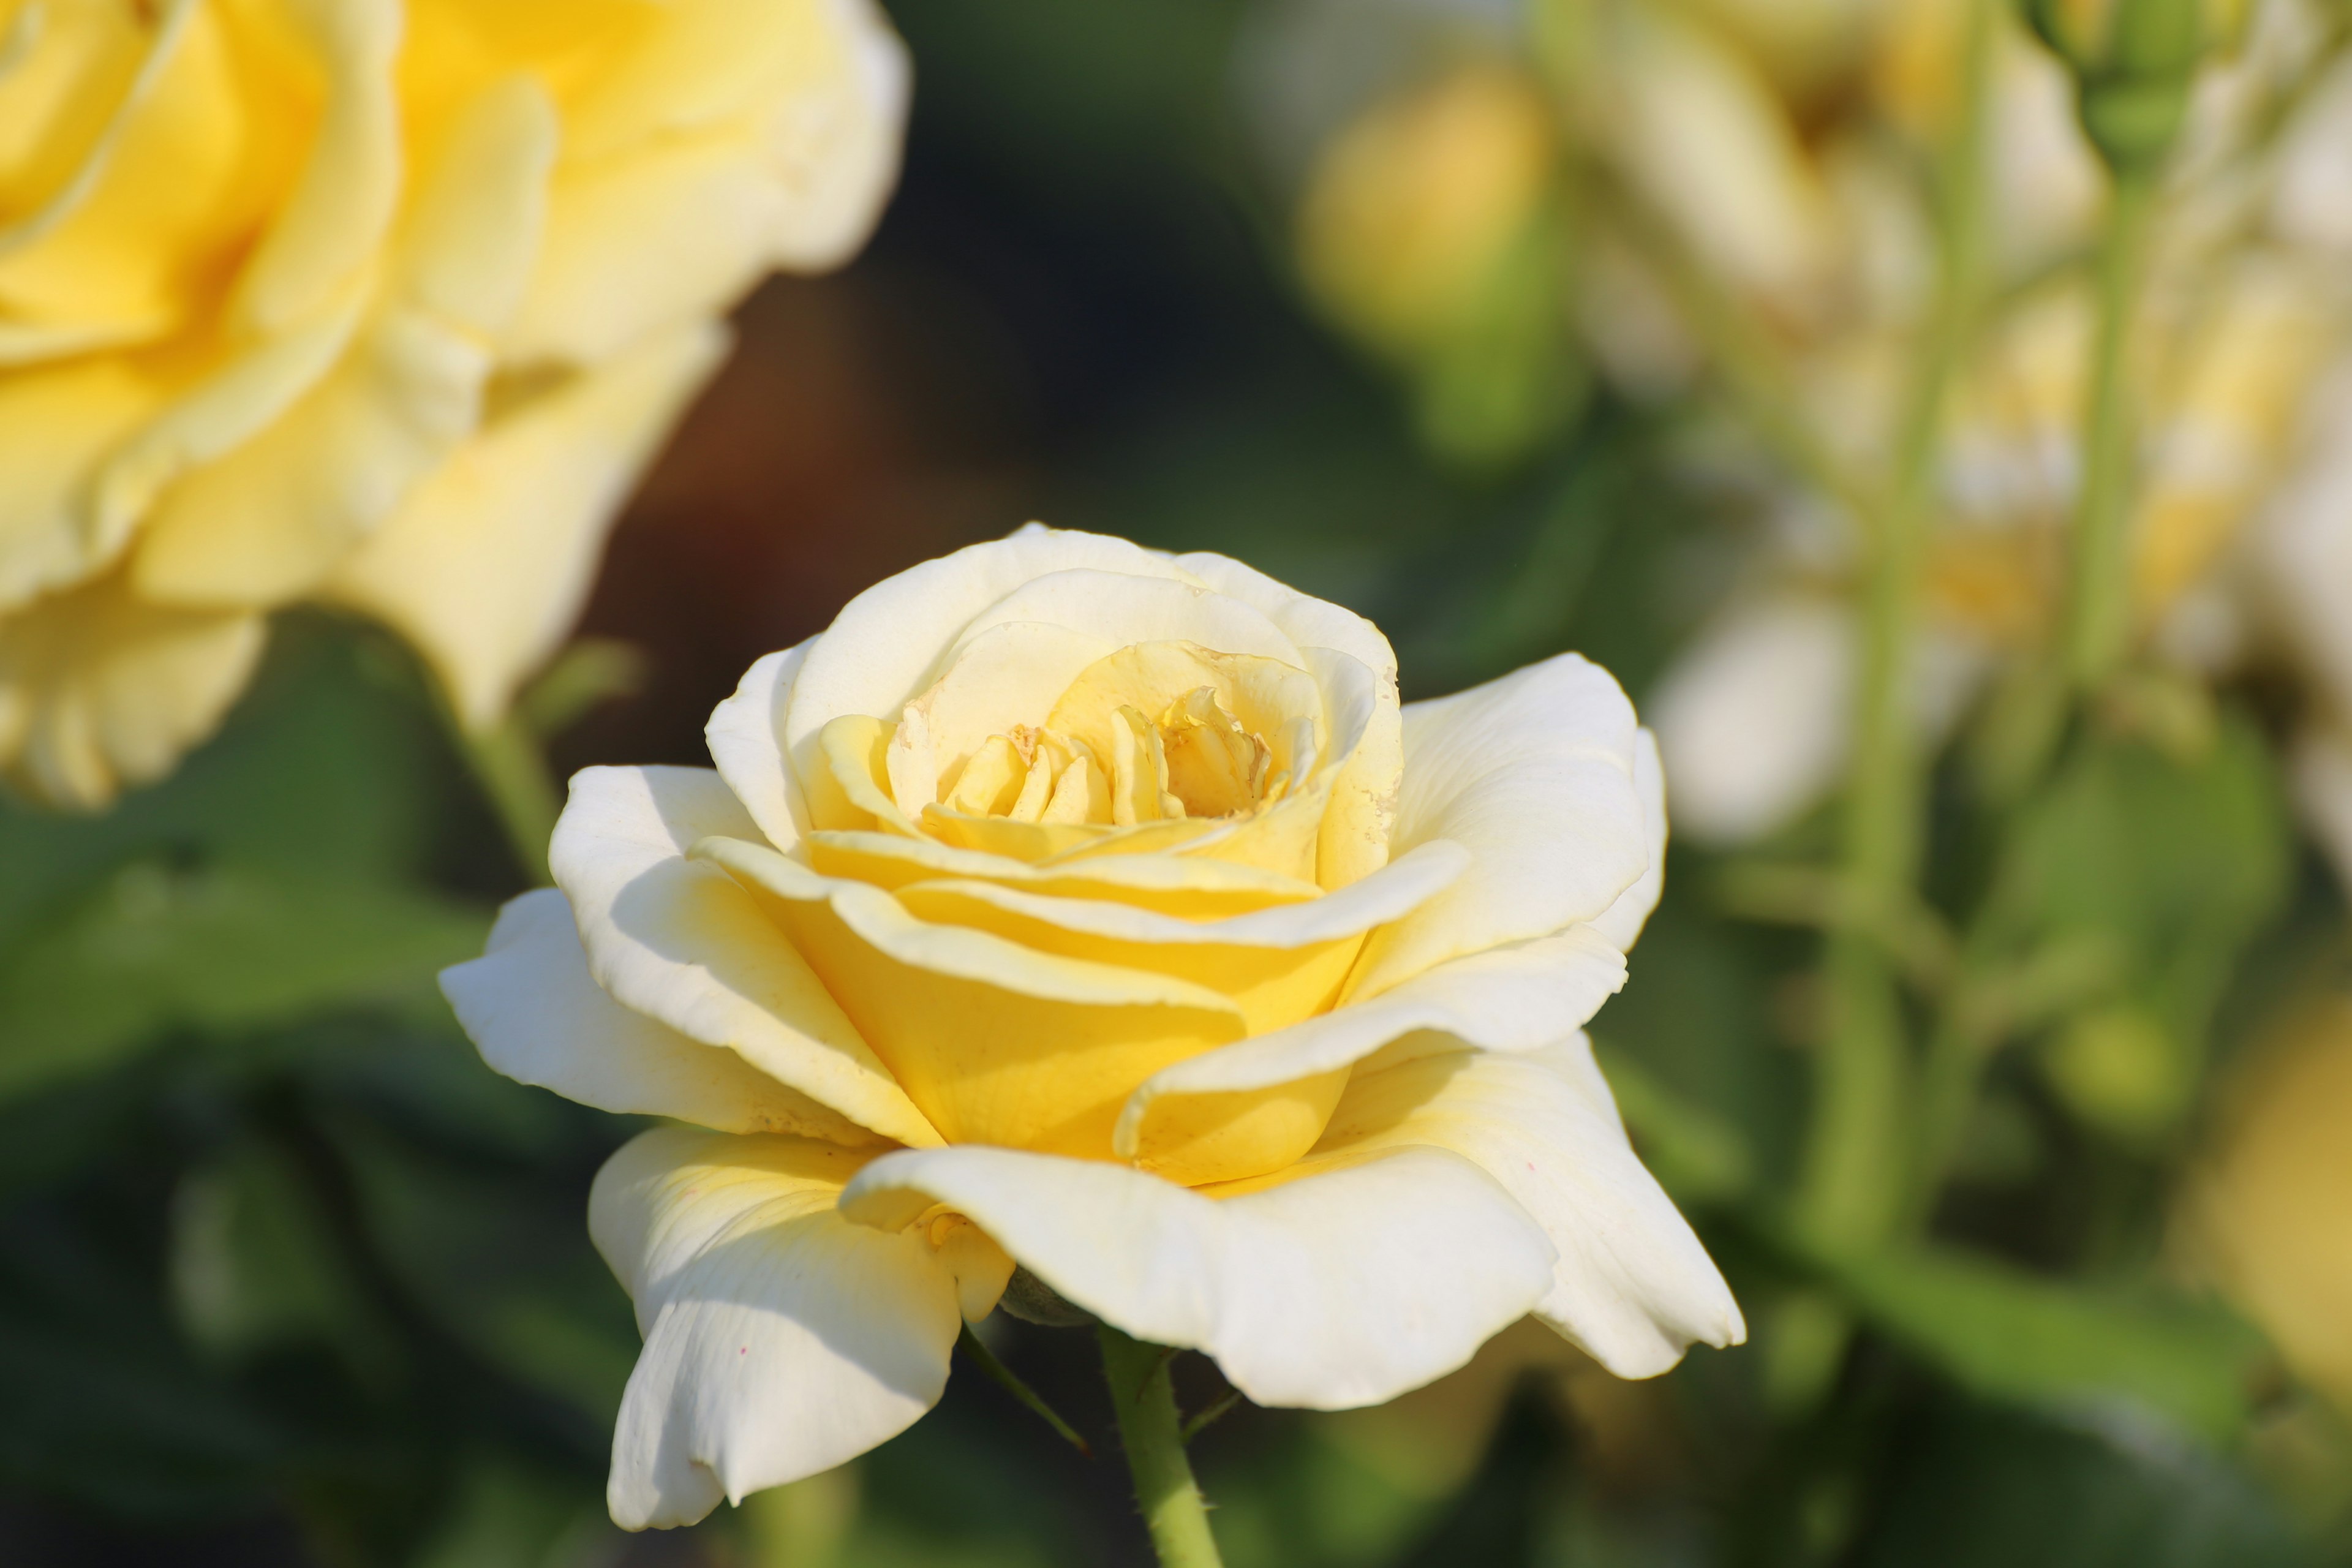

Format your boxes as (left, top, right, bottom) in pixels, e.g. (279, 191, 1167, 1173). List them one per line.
(2181, 999, 2352, 1410)
(0, 0, 908, 807)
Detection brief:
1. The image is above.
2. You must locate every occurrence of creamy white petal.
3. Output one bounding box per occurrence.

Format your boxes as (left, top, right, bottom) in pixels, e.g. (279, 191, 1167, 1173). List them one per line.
(1304, 1040, 1744, 1378)
(944, 570, 1306, 676)
(782, 526, 1199, 780)
(443, 888, 881, 1144)
(592, 1128, 1008, 1530)
(839, 1142, 1554, 1409)
(1112, 924, 1628, 1158)
(1587, 728, 1666, 951)
(549, 764, 940, 1147)
(1348, 654, 1646, 998)
(1648, 596, 1852, 846)
(706, 641, 817, 853)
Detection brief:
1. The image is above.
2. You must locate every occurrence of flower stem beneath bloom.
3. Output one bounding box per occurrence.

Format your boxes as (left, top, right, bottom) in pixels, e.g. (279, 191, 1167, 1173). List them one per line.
(457, 710, 560, 886)
(1098, 1326, 1225, 1568)
(2063, 165, 2158, 695)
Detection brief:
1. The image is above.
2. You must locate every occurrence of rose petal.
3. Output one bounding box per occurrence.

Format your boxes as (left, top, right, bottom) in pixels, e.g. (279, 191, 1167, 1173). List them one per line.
(1348, 654, 1646, 997)
(839, 1141, 1554, 1409)
(706, 641, 818, 853)
(592, 1128, 1009, 1530)
(327, 317, 726, 730)
(549, 764, 940, 1148)
(135, 77, 559, 606)
(782, 526, 1200, 785)
(445, 888, 882, 1144)
(0, 568, 263, 809)
(1586, 728, 1666, 951)
(1112, 922, 1628, 1163)
(1298, 1038, 1745, 1378)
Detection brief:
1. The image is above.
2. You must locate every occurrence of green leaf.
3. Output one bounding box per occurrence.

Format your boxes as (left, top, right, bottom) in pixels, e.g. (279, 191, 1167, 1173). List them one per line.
(1812, 1242, 2263, 1442)
(0, 862, 488, 1102)
(1855, 1401, 2309, 1568)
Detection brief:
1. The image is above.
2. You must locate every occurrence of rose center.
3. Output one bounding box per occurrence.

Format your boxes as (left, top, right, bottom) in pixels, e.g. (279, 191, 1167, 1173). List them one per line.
(937, 686, 1283, 828)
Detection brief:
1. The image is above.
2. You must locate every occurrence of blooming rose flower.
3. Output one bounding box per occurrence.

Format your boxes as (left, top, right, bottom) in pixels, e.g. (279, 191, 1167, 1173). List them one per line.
(0, 0, 907, 807)
(442, 526, 1744, 1529)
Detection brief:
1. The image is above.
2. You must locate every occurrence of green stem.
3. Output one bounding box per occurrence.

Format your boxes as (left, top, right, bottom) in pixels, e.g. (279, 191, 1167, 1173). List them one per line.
(1781, 0, 1997, 1403)
(457, 713, 560, 886)
(1099, 1327, 1224, 1568)
(2064, 167, 2158, 694)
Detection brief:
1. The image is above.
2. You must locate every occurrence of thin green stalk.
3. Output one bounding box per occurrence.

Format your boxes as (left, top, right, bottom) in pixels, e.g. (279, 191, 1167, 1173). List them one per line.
(458, 712, 560, 886)
(1099, 1327, 1223, 1568)
(1780, 0, 1997, 1405)
(957, 1325, 1092, 1456)
(2064, 167, 2158, 693)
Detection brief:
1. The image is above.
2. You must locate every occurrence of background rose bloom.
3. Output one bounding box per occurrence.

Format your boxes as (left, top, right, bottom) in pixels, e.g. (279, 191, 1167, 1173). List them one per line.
(0, 0, 907, 807)
(443, 526, 1744, 1529)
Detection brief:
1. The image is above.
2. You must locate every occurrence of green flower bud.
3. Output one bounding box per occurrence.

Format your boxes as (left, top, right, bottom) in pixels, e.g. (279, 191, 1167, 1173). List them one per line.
(2022, 0, 2246, 171)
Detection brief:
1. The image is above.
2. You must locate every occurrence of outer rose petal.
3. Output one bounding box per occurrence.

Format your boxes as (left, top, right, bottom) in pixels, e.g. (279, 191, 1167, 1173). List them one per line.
(505, 0, 911, 363)
(706, 640, 818, 852)
(592, 1128, 1011, 1531)
(839, 1142, 1555, 1410)
(1348, 654, 1647, 998)
(549, 764, 941, 1148)
(1111, 920, 1628, 1156)
(443, 888, 882, 1144)
(1587, 728, 1667, 951)
(133, 77, 560, 606)
(1302, 1039, 1744, 1378)
(326, 318, 728, 730)
(0, 568, 263, 809)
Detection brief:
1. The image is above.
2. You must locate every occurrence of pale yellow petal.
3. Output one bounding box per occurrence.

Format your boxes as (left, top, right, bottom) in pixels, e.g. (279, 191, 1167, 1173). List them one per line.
(548, 764, 940, 1148)
(693, 834, 1248, 1159)
(327, 317, 728, 730)
(445, 888, 884, 1145)
(1114, 922, 1628, 1185)
(0, 568, 263, 809)
(134, 76, 559, 607)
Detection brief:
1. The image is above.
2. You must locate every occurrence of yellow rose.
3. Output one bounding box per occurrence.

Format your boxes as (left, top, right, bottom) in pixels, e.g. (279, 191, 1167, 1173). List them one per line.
(442, 525, 1743, 1528)
(2180, 998, 2352, 1411)
(0, 0, 908, 807)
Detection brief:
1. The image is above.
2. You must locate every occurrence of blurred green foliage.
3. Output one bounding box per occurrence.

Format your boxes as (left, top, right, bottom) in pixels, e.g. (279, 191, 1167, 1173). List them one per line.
(5, 1, 2352, 1566)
